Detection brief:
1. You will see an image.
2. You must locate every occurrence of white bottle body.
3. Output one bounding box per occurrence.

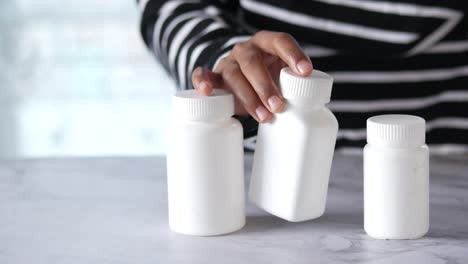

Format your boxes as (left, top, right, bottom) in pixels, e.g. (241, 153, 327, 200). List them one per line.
(249, 103, 338, 222)
(364, 144, 429, 239)
(167, 118, 245, 236)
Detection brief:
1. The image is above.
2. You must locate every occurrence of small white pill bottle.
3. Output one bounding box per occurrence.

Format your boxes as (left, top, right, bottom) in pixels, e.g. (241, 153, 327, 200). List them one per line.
(249, 68, 338, 222)
(166, 89, 245, 236)
(364, 114, 429, 239)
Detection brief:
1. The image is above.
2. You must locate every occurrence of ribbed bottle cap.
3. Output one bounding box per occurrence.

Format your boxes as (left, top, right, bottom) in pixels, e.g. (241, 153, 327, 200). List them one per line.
(172, 89, 234, 120)
(279, 67, 333, 103)
(367, 115, 426, 147)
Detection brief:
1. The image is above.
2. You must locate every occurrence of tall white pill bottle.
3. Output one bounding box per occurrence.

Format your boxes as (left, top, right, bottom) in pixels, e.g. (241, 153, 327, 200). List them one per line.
(166, 89, 245, 236)
(364, 114, 429, 239)
(249, 68, 338, 222)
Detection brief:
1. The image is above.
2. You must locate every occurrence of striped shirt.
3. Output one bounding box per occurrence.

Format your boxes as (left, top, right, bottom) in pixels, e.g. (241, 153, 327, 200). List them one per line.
(137, 0, 468, 153)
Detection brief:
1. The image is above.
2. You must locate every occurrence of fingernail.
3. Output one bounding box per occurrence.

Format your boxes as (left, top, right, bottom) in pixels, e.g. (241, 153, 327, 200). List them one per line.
(256, 106, 269, 122)
(268, 95, 284, 113)
(199, 81, 209, 94)
(296, 60, 312, 75)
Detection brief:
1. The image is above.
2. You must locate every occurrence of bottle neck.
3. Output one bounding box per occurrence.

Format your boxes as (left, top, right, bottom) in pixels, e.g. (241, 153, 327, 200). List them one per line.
(285, 98, 327, 111)
(367, 142, 427, 149)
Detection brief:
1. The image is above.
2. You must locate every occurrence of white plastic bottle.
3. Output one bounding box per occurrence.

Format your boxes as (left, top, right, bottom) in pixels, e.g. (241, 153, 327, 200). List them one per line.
(166, 89, 245, 236)
(364, 114, 429, 239)
(249, 68, 338, 222)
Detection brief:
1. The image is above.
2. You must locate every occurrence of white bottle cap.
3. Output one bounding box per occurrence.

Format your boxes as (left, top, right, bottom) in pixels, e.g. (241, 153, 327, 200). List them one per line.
(173, 89, 234, 120)
(279, 67, 333, 103)
(367, 115, 426, 148)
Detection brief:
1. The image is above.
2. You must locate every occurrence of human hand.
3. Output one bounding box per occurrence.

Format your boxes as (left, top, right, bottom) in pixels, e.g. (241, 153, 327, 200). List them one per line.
(191, 30, 313, 123)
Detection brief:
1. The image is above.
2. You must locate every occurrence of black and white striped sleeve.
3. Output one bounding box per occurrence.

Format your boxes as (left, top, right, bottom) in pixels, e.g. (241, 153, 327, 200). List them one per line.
(137, 0, 252, 90)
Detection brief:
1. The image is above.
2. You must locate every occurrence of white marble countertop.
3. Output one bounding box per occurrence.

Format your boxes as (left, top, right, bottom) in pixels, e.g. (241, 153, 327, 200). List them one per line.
(1, 154, 467, 263)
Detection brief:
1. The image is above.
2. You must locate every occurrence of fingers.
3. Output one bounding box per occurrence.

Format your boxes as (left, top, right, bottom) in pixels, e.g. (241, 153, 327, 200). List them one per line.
(191, 31, 308, 122)
(191, 64, 271, 123)
(191, 66, 222, 96)
(269, 58, 288, 86)
(232, 43, 286, 113)
(252, 30, 313, 76)
(221, 60, 272, 123)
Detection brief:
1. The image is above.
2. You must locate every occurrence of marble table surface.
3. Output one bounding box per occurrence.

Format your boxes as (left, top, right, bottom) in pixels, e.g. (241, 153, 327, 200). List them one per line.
(1, 154, 468, 264)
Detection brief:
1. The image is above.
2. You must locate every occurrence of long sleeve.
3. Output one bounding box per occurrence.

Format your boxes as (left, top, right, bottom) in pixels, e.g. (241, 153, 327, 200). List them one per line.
(137, 0, 468, 152)
(137, 0, 252, 90)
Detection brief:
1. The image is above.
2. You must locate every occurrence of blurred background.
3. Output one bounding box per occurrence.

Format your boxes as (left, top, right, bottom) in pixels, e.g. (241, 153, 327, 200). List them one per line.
(0, 0, 175, 158)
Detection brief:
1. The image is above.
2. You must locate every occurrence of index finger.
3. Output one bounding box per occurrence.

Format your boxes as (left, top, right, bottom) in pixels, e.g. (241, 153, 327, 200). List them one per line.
(252, 30, 313, 76)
